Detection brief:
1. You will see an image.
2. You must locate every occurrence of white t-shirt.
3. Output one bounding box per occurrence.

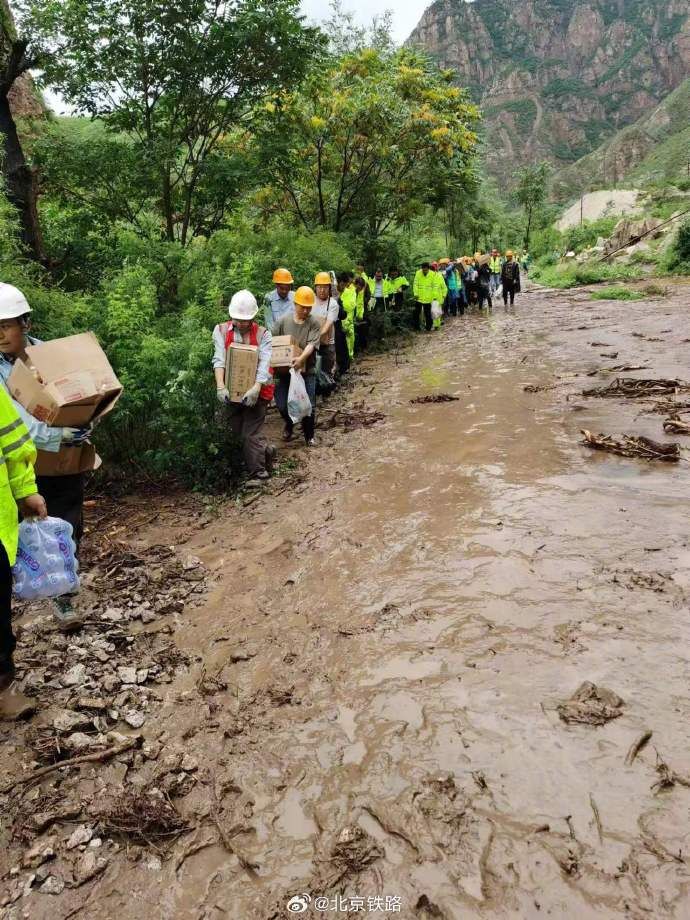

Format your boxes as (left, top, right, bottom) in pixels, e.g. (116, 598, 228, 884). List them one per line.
(374, 280, 383, 297)
(311, 297, 340, 346)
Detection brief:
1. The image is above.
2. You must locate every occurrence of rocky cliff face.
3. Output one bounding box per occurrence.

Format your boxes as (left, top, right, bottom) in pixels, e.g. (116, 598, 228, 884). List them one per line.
(408, 0, 690, 186)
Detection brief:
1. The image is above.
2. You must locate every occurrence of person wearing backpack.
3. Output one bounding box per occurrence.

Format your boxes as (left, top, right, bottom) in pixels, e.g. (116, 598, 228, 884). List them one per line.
(500, 250, 521, 307)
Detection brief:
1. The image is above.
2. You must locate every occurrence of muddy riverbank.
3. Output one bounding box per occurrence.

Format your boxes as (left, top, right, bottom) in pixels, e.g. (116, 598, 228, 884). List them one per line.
(2, 281, 690, 919)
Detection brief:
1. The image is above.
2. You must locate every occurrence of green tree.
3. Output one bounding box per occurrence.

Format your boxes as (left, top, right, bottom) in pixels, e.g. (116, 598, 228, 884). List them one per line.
(0, 0, 45, 262)
(22, 0, 316, 244)
(253, 47, 480, 241)
(514, 161, 550, 250)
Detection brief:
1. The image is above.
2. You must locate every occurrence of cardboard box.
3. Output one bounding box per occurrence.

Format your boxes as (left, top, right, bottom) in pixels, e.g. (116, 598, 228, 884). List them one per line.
(225, 343, 258, 403)
(271, 335, 302, 368)
(8, 333, 122, 427)
(35, 443, 102, 477)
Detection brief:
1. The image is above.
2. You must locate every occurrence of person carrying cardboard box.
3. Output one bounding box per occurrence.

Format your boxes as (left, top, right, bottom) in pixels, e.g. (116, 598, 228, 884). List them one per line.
(0, 284, 94, 631)
(271, 286, 322, 446)
(212, 290, 275, 481)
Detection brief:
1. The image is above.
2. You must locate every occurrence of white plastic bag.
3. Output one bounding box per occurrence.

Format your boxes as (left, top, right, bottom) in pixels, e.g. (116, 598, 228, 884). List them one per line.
(287, 368, 312, 424)
(13, 516, 80, 600)
(430, 300, 443, 320)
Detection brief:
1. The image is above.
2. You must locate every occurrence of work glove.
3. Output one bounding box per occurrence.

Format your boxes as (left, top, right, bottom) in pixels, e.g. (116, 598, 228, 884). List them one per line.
(61, 426, 91, 446)
(216, 387, 230, 404)
(241, 383, 261, 407)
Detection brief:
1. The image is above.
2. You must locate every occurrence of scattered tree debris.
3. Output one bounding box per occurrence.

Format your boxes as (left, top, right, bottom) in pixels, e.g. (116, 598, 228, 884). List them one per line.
(583, 377, 685, 399)
(581, 430, 681, 462)
(523, 383, 556, 393)
(98, 791, 189, 844)
(625, 731, 653, 766)
(651, 750, 690, 796)
(410, 394, 459, 404)
(557, 681, 624, 726)
(322, 404, 385, 431)
(663, 415, 690, 435)
(0, 739, 138, 795)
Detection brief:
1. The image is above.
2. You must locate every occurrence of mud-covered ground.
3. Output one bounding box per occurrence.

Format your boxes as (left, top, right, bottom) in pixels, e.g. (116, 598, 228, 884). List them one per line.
(2, 281, 690, 920)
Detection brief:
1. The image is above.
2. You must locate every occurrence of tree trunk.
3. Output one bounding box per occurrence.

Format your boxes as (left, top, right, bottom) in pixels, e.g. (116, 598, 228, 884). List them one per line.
(0, 89, 46, 263)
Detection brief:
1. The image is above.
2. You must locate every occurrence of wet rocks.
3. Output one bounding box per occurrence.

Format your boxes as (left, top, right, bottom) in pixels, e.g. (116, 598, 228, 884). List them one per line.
(557, 681, 624, 725)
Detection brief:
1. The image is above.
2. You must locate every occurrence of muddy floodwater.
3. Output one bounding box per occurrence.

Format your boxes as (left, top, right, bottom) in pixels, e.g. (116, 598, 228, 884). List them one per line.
(2, 282, 690, 920)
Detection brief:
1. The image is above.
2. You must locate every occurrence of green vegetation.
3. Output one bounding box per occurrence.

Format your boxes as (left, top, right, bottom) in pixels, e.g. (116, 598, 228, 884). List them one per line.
(530, 261, 646, 288)
(484, 99, 537, 134)
(589, 287, 644, 301)
(0, 1, 481, 489)
(543, 78, 588, 99)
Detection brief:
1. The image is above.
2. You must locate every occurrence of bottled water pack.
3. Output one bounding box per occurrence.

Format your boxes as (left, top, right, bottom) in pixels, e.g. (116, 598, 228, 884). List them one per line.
(12, 516, 80, 600)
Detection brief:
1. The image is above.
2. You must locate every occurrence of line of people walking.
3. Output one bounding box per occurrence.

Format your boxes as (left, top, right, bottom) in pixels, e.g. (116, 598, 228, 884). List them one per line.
(211, 251, 522, 483)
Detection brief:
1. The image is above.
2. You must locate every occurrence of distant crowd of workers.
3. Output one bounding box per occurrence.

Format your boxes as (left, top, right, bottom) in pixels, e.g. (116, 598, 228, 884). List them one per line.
(211, 249, 525, 483)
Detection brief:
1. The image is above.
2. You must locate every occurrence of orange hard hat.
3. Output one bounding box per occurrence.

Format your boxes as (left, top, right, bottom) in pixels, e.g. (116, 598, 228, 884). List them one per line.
(294, 285, 316, 307)
(314, 271, 331, 286)
(272, 267, 294, 284)
(505, 250, 514, 258)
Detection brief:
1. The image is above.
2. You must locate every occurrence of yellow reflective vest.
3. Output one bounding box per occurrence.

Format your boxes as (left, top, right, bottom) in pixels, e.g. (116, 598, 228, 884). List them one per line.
(0, 386, 38, 565)
(413, 269, 437, 304)
(489, 257, 502, 273)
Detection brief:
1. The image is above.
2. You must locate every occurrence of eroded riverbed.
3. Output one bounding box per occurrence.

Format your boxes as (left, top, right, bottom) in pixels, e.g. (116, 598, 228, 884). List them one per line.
(2, 282, 690, 919)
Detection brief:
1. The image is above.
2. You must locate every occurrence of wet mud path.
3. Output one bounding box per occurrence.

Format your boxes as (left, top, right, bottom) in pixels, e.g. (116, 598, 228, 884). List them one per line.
(3, 283, 690, 919)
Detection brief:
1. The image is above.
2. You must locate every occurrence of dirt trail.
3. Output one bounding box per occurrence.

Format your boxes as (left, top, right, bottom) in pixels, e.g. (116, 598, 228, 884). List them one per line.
(3, 282, 690, 919)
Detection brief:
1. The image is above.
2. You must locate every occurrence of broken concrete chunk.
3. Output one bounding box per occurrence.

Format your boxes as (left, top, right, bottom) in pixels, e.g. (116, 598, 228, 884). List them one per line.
(61, 664, 87, 687)
(39, 876, 64, 896)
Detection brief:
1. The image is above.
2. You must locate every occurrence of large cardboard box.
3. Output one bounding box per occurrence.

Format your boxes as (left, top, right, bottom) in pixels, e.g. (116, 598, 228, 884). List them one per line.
(8, 333, 122, 427)
(35, 443, 102, 477)
(225, 343, 258, 403)
(271, 335, 302, 368)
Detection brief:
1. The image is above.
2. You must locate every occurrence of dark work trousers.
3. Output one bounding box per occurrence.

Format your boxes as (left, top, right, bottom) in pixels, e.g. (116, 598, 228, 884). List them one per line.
(226, 399, 270, 476)
(393, 292, 405, 310)
(503, 283, 517, 306)
(0, 541, 14, 671)
(478, 286, 493, 310)
(457, 288, 466, 316)
(414, 301, 433, 332)
(447, 292, 459, 316)
(355, 318, 370, 352)
(275, 372, 317, 443)
(37, 473, 85, 555)
(319, 344, 336, 377)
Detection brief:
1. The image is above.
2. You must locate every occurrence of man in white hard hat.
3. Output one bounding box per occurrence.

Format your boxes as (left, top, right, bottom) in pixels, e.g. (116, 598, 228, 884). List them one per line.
(0, 283, 91, 631)
(212, 290, 275, 481)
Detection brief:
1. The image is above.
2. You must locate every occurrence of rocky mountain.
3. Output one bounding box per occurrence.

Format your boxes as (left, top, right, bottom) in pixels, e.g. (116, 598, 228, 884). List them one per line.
(551, 77, 690, 198)
(407, 0, 690, 189)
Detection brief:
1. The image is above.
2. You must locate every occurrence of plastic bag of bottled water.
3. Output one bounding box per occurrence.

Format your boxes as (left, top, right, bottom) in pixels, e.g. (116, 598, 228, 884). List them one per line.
(12, 516, 80, 600)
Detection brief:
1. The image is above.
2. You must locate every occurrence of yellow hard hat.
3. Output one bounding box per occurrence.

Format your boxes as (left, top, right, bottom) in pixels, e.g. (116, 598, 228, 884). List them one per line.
(314, 271, 331, 286)
(272, 267, 294, 284)
(294, 285, 316, 307)
(474, 252, 482, 260)
(439, 257, 450, 265)
(505, 250, 513, 258)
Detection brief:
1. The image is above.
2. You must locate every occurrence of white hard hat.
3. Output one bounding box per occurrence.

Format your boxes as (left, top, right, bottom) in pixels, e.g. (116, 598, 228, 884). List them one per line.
(228, 289, 258, 321)
(0, 283, 31, 321)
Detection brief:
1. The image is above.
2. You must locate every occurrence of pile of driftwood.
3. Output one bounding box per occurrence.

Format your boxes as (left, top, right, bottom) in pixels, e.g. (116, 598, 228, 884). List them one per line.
(581, 429, 681, 462)
(583, 377, 684, 399)
(410, 394, 459, 404)
(322, 405, 385, 431)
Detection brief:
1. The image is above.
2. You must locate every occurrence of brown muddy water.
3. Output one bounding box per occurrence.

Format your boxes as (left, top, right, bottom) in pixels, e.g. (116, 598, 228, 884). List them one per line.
(3, 283, 690, 919)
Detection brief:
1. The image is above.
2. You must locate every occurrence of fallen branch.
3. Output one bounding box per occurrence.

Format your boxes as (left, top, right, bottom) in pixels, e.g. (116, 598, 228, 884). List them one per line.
(0, 739, 138, 795)
(581, 430, 681, 462)
(589, 794, 603, 844)
(625, 730, 653, 766)
(583, 378, 685, 399)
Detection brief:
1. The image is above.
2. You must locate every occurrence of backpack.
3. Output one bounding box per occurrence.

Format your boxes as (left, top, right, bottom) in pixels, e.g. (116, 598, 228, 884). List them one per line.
(503, 261, 519, 284)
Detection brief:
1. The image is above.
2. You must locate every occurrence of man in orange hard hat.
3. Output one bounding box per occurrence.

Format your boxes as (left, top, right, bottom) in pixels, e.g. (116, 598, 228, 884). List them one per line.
(264, 267, 295, 328)
(271, 286, 322, 446)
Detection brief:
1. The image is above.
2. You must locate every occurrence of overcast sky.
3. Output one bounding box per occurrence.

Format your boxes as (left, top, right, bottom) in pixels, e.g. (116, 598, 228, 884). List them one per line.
(300, 0, 429, 43)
